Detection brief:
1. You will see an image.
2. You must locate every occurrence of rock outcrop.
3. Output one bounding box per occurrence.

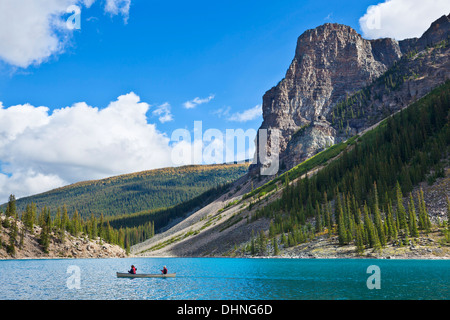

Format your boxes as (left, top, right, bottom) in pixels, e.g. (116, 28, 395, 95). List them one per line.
(0, 215, 127, 259)
(251, 14, 450, 174)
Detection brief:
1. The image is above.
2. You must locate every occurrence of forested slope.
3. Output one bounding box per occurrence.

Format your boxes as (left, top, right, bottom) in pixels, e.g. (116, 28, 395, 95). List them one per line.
(4, 163, 249, 219)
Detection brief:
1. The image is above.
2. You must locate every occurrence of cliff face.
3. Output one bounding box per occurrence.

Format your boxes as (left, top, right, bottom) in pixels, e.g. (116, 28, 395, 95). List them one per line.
(252, 14, 450, 173)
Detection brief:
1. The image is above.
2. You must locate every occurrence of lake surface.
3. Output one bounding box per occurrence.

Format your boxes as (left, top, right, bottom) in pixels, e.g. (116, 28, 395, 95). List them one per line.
(0, 258, 448, 300)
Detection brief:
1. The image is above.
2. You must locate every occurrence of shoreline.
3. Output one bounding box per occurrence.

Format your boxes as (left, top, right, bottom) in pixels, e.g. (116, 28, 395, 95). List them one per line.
(1, 254, 449, 261)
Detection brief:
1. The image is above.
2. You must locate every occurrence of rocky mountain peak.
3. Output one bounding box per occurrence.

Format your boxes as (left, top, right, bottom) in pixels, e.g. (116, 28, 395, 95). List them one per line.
(251, 14, 449, 175)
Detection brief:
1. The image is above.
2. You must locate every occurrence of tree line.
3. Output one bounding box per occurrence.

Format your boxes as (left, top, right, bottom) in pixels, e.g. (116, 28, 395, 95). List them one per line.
(1, 194, 154, 255)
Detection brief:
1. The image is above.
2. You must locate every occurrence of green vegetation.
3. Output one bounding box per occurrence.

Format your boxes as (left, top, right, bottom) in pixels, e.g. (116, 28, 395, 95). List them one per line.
(330, 42, 449, 131)
(6, 163, 249, 219)
(243, 134, 358, 201)
(1, 163, 249, 253)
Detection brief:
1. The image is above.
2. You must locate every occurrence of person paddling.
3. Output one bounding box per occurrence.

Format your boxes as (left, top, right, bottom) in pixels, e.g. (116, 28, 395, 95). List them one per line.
(161, 265, 168, 275)
(128, 265, 137, 274)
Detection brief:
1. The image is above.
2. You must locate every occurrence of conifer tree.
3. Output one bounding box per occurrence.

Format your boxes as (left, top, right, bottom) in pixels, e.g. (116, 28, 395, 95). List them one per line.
(7, 214, 18, 256)
(273, 237, 280, 256)
(355, 224, 365, 255)
(372, 183, 386, 246)
(408, 193, 419, 238)
(39, 211, 51, 253)
(281, 233, 287, 247)
(386, 201, 397, 241)
(395, 181, 408, 235)
(5, 194, 16, 218)
(363, 203, 377, 248)
(419, 189, 432, 233)
(372, 227, 382, 251)
(99, 213, 105, 243)
(315, 201, 322, 233)
(338, 209, 348, 245)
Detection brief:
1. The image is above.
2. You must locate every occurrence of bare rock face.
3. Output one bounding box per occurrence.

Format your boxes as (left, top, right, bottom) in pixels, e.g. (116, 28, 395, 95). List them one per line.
(251, 14, 450, 175)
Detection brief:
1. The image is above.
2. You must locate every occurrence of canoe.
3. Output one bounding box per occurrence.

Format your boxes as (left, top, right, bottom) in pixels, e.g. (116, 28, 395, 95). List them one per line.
(116, 272, 176, 278)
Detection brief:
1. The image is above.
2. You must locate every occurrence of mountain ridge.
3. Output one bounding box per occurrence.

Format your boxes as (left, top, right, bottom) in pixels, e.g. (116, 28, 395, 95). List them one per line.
(3, 163, 249, 219)
(251, 13, 450, 174)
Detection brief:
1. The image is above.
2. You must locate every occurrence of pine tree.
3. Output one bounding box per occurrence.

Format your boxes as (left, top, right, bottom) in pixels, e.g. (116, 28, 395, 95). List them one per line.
(258, 230, 267, 255)
(372, 183, 386, 247)
(355, 224, 365, 255)
(62, 205, 69, 232)
(40, 211, 52, 253)
(273, 238, 279, 256)
(372, 226, 382, 252)
(420, 189, 432, 233)
(386, 201, 397, 241)
(395, 181, 408, 235)
(23, 204, 33, 232)
(408, 193, 419, 238)
(281, 233, 287, 247)
(5, 194, 16, 218)
(337, 209, 348, 245)
(315, 201, 322, 233)
(99, 213, 105, 243)
(363, 203, 377, 248)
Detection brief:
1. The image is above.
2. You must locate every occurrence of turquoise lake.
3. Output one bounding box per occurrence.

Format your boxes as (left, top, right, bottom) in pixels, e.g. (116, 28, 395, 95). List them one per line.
(0, 258, 448, 300)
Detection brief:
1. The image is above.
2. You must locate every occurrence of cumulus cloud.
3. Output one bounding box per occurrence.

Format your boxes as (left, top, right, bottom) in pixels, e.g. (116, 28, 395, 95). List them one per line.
(0, 0, 132, 68)
(359, 0, 450, 40)
(0, 93, 177, 202)
(228, 105, 262, 122)
(183, 94, 215, 109)
(0, 94, 260, 202)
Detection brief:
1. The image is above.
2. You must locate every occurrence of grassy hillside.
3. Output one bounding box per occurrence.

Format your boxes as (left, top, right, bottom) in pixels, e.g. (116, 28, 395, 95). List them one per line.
(5, 163, 249, 219)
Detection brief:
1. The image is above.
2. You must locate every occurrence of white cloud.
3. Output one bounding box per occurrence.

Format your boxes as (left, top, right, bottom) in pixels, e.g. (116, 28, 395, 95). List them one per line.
(212, 106, 231, 118)
(152, 102, 174, 123)
(0, 0, 132, 68)
(0, 94, 260, 202)
(183, 94, 215, 109)
(228, 105, 262, 122)
(104, 0, 131, 23)
(0, 93, 177, 202)
(359, 0, 450, 40)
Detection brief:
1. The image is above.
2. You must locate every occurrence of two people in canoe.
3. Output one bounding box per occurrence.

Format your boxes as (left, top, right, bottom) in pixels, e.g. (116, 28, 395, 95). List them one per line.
(128, 265, 168, 275)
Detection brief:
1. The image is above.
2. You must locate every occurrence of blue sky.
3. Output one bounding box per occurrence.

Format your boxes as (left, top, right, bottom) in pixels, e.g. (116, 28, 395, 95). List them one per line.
(0, 0, 380, 131)
(0, 0, 448, 201)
